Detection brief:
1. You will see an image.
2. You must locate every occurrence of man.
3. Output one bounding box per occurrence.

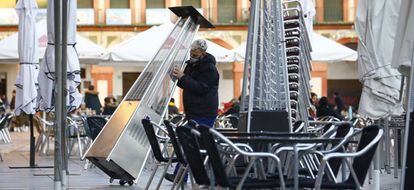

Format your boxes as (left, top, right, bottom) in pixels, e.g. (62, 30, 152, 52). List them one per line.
(165, 39, 219, 183)
(173, 39, 219, 127)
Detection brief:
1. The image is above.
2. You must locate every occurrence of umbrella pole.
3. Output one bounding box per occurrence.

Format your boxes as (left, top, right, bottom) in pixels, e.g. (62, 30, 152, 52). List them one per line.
(61, 0, 68, 187)
(29, 114, 35, 167)
(54, 0, 63, 189)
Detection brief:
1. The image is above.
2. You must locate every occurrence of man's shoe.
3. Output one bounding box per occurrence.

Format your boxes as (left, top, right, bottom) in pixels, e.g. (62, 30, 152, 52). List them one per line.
(164, 173, 176, 182)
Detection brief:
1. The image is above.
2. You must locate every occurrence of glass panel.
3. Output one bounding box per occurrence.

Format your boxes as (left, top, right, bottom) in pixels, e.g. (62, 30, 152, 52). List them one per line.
(218, 0, 236, 23)
(182, 0, 201, 8)
(323, 0, 343, 22)
(146, 0, 165, 8)
(110, 0, 129, 8)
(78, 0, 93, 8)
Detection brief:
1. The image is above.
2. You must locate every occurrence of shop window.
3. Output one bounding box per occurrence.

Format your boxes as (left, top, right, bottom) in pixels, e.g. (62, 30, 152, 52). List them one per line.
(78, 0, 93, 8)
(110, 0, 130, 8)
(146, 0, 165, 9)
(323, 0, 343, 22)
(182, 0, 201, 8)
(218, 0, 236, 23)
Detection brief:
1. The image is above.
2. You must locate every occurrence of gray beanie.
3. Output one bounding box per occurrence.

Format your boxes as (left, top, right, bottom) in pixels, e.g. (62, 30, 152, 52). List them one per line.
(191, 39, 208, 51)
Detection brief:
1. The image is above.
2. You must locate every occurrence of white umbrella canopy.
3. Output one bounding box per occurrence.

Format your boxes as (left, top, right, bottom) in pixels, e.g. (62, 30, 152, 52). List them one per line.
(103, 22, 235, 64)
(355, 0, 403, 119)
(0, 19, 104, 63)
(14, 0, 38, 115)
(37, 0, 82, 112)
(233, 32, 357, 62)
(392, 0, 414, 76)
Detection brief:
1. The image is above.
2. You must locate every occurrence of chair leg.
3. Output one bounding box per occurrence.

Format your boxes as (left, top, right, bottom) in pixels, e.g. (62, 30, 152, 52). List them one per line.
(0, 153, 3, 162)
(4, 129, 11, 143)
(77, 134, 83, 158)
(174, 166, 189, 190)
(155, 159, 174, 189)
(145, 163, 159, 189)
(171, 165, 185, 190)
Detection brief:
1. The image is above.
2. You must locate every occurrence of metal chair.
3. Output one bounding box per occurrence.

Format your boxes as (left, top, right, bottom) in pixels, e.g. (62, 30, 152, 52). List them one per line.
(142, 118, 179, 189)
(298, 125, 383, 190)
(197, 124, 286, 190)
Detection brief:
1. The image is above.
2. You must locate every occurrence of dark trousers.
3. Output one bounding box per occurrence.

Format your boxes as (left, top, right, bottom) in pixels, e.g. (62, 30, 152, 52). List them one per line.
(173, 116, 216, 181)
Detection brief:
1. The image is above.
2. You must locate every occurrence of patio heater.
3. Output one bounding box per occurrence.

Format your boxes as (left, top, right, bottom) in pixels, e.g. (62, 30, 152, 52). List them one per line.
(83, 6, 213, 184)
(239, 0, 312, 132)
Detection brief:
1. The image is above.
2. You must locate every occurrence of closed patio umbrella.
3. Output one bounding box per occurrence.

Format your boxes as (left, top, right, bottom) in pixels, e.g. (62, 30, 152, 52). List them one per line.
(15, 0, 38, 116)
(14, 0, 38, 168)
(37, 0, 82, 112)
(355, 0, 403, 119)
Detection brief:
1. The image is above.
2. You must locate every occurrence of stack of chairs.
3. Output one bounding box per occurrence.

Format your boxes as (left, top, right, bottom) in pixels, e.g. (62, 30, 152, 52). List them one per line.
(282, 0, 313, 126)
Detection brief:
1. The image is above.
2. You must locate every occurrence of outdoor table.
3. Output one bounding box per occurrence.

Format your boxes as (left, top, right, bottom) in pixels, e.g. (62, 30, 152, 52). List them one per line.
(220, 131, 319, 137)
(226, 136, 342, 190)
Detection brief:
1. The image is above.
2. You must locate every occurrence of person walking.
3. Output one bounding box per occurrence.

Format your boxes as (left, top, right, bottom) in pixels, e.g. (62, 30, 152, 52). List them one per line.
(165, 39, 220, 183)
(84, 85, 102, 115)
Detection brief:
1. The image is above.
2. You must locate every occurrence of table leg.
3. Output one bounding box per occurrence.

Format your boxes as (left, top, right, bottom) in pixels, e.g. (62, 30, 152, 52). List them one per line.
(294, 144, 298, 190)
(394, 128, 399, 178)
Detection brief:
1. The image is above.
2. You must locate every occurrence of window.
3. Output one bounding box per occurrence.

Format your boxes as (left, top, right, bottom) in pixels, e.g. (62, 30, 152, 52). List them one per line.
(323, 0, 343, 22)
(146, 0, 165, 9)
(0, 0, 16, 8)
(110, 0, 129, 8)
(78, 0, 93, 8)
(182, 0, 201, 8)
(37, 0, 47, 8)
(218, 0, 236, 23)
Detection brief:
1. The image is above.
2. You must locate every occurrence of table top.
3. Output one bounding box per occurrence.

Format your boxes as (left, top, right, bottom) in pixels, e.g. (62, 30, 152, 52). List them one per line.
(226, 136, 342, 144)
(220, 131, 319, 137)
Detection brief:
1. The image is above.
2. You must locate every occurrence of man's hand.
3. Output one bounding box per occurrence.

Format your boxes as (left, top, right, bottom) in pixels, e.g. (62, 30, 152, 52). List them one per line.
(172, 67, 184, 79)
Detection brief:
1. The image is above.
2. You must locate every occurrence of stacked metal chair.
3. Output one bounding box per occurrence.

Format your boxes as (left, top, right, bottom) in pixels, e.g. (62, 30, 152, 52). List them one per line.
(239, 0, 312, 132)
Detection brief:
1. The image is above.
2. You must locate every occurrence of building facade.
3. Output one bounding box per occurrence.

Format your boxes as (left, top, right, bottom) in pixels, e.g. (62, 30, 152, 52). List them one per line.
(0, 0, 360, 108)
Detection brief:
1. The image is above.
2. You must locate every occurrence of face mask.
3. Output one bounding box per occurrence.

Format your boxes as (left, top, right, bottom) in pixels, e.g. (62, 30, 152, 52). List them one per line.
(189, 57, 199, 63)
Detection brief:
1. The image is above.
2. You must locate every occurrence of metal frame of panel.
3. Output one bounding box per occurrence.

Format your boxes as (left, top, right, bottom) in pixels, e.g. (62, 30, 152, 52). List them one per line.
(84, 6, 212, 181)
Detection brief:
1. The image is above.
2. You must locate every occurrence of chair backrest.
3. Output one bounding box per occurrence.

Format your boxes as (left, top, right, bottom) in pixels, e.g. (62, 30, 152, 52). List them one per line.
(346, 125, 382, 185)
(141, 118, 167, 163)
(85, 116, 106, 140)
(226, 114, 239, 128)
(170, 115, 184, 125)
(329, 123, 352, 176)
(197, 124, 230, 187)
(293, 120, 304, 132)
(163, 120, 185, 163)
(176, 125, 210, 186)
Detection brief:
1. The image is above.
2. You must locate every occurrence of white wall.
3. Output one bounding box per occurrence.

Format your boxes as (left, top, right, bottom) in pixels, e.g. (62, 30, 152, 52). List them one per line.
(217, 63, 234, 106)
(0, 64, 18, 100)
(327, 62, 359, 79)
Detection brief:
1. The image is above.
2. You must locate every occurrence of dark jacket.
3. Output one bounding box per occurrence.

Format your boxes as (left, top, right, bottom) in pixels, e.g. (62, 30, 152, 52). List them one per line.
(103, 103, 117, 115)
(84, 90, 102, 115)
(317, 105, 343, 120)
(177, 53, 219, 119)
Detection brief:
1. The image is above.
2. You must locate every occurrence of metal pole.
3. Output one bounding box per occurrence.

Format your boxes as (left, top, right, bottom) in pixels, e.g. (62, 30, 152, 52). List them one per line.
(61, 0, 68, 188)
(53, 0, 62, 188)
